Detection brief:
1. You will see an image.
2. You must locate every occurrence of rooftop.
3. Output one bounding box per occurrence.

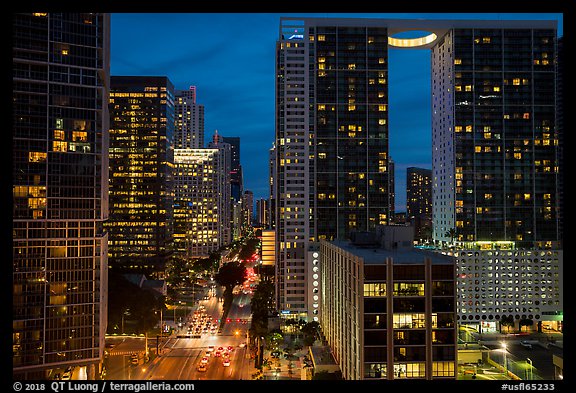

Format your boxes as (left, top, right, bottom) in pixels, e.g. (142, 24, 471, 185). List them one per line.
(327, 239, 453, 265)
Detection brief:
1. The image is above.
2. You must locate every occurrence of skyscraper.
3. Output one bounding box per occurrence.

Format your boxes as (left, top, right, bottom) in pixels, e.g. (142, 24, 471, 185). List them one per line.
(207, 131, 232, 245)
(406, 167, 432, 241)
(275, 17, 562, 328)
(275, 18, 390, 320)
(431, 23, 560, 248)
(222, 136, 243, 203)
(12, 13, 110, 379)
(242, 190, 254, 228)
(107, 76, 175, 277)
(175, 86, 204, 149)
(173, 149, 229, 258)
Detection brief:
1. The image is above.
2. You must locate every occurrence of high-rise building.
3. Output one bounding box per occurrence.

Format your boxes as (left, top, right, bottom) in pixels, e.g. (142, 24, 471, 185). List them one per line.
(431, 23, 560, 249)
(275, 18, 390, 320)
(406, 167, 432, 241)
(173, 148, 229, 258)
(222, 137, 243, 203)
(207, 131, 232, 245)
(275, 17, 562, 331)
(175, 86, 204, 149)
(12, 13, 110, 380)
(256, 198, 270, 227)
(388, 157, 395, 219)
(107, 76, 175, 277)
(268, 144, 277, 230)
(242, 190, 254, 228)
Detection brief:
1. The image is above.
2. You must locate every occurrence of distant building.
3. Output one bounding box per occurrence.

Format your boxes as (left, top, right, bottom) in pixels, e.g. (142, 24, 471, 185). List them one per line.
(207, 131, 232, 245)
(256, 198, 270, 227)
(242, 190, 254, 228)
(175, 86, 204, 148)
(406, 167, 432, 242)
(320, 227, 457, 380)
(174, 148, 230, 258)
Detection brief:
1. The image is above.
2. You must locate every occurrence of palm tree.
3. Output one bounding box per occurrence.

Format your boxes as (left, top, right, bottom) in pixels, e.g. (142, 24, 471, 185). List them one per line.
(444, 228, 457, 244)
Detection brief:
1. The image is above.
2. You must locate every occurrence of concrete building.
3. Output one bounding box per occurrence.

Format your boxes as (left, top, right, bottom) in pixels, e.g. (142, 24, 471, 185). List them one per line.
(175, 85, 204, 149)
(320, 228, 457, 380)
(173, 148, 230, 258)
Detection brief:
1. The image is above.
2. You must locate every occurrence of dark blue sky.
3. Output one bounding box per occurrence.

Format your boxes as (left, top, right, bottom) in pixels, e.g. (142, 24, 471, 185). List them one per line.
(110, 13, 563, 211)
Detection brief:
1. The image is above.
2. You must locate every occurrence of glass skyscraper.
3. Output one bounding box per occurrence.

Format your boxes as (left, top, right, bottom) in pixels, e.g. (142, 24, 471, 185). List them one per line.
(12, 13, 110, 380)
(107, 76, 175, 278)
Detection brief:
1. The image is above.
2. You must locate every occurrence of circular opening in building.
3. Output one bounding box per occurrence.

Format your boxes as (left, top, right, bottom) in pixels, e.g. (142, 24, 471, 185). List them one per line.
(313, 252, 319, 258)
(388, 30, 438, 48)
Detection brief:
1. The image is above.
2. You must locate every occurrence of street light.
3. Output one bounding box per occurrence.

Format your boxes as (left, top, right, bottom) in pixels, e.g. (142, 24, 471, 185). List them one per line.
(501, 342, 508, 377)
(526, 358, 533, 380)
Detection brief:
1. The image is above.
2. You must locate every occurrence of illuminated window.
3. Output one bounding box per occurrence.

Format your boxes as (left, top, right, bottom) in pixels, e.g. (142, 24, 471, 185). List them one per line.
(454, 59, 462, 65)
(379, 119, 386, 125)
(54, 130, 65, 140)
(466, 125, 472, 132)
(455, 126, 463, 133)
(364, 283, 386, 297)
(29, 152, 47, 162)
(378, 105, 387, 112)
(52, 141, 68, 152)
(483, 37, 491, 43)
(348, 64, 356, 70)
(455, 85, 462, 92)
(318, 35, 325, 41)
(523, 113, 530, 119)
(513, 78, 521, 86)
(493, 86, 501, 92)
(72, 131, 88, 142)
(465, 85, 472, 92)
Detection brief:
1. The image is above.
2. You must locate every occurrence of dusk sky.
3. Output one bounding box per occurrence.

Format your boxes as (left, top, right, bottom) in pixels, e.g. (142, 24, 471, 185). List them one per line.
(110, 12, 563, 212)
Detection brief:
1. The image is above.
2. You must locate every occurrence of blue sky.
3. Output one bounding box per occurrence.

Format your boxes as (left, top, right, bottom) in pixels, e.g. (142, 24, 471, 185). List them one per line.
(110, 13, 563, 211)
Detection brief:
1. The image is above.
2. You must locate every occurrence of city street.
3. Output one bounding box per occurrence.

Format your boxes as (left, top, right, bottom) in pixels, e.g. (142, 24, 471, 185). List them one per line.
(104, 281, 257, 380)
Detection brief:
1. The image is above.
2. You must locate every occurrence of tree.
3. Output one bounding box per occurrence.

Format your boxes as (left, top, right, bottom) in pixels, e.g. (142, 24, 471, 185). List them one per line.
(445, 228, 457, 243)
(107, 271, 165, 334)
(214, 261, 246, 309)
(301, 321, 320, 346)
(500, 315, 515, 333)
(519, 318, 534, 332)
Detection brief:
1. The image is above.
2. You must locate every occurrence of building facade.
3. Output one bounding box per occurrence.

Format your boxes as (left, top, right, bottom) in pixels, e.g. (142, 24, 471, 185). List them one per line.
(431, 23, 560, 248)
(173, 148, 229, 258)
(275, 17, 562, 327)
(107, 76, 175, 277)
(275, 18, 391, 320)
(12, 13, 110, 379)
(407, 167, 432, 241)
(320, 236, 457, 380)
(175, 85, 204, 149)
(207, 132, 232, 245)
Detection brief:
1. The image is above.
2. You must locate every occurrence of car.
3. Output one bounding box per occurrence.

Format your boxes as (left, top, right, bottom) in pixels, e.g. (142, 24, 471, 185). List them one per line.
(218, 346, 224, 352)
(208, 345, 215, 352)
(214, 351, 221, 357)
(520, 341, 532, 349)
(238, 343, 246, 348)
(200, 357, 209, 365)
(227, 346, 234, 352)
(61, 368, 72, 380)
(223, 359, 230, 367)
(197, 364, 207, 372)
